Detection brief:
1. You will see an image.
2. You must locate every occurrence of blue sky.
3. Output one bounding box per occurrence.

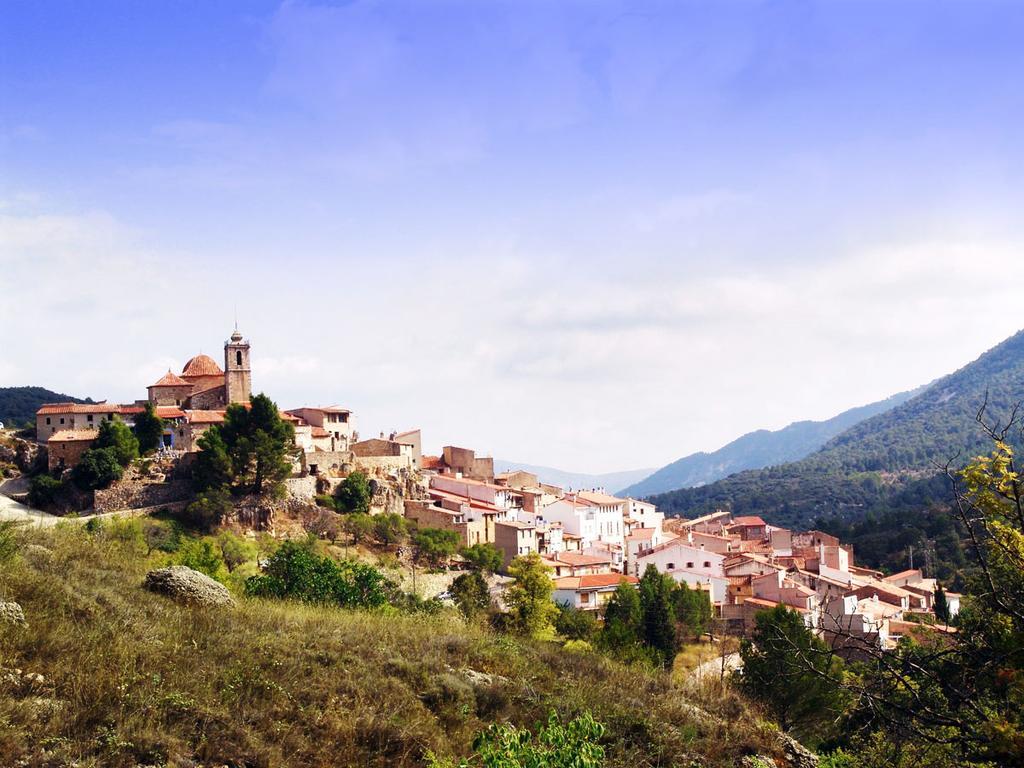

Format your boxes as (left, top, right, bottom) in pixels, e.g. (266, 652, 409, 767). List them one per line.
(4, 1, 1024, 472)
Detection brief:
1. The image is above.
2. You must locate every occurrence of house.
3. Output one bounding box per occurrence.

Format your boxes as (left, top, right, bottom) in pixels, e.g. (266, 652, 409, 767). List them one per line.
(352, 437, 413, 470)
(551, 551, 613, 576)
(727, 515, 767, 542)
(404, 498, 489, 548)
(391, 429, 422, 470)
(36, 403, 120, 443)
(46, 429, 99, 470)
(552, 574, 638, 612)
(494, 520, 538, 567)
(286, 406, 354, 451)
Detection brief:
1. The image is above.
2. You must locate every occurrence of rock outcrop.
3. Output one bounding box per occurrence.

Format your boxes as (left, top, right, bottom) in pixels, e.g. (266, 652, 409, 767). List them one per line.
(144, 566, 235, 607)
(0, 601, 27, 626)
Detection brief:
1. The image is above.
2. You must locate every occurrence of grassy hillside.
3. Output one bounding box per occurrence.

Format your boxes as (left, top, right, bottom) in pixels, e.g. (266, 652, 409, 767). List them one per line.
(0, 523, 778, 768)
(0, 386, 94, 429)
(622, 388, 919, 497)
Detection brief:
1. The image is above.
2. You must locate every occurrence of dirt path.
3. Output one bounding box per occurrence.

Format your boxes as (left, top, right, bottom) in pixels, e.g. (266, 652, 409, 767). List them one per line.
(688, 652, 742, 684)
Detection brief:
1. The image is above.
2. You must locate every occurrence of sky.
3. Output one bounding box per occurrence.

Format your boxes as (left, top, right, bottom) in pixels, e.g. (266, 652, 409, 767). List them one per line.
(4, 1, 1024, 473)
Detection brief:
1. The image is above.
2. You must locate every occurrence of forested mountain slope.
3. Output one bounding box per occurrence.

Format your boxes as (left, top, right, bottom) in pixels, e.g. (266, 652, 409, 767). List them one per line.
(650, 329, 1024, 534)
(0, 386, 94, 429)
(622, 389, 918, 497)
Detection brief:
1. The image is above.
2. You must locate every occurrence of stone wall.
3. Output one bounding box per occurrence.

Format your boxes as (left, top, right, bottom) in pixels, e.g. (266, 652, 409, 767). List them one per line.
(94, 479, 192, 513)
(355, 454, 412, 472)
(284, 475, 317, 500)
(302, 450, 353, 477)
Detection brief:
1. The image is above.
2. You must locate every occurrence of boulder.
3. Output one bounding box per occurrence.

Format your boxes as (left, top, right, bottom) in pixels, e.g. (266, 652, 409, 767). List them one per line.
(777, 733, 818, 768)
(0, 601, 27, 626)
(144, 566, 235, 607)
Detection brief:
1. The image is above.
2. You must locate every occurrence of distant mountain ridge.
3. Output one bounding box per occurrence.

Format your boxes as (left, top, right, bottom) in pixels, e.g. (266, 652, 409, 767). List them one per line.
(0, 386, 95, 428)
(650, 328, 1024, 530)
(492, 460, 655, 494)
(621, 388, 921, 498)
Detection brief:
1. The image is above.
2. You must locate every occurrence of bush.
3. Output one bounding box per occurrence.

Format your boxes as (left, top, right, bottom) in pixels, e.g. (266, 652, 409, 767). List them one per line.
(176, 538, 226, 581)
(304, 508, 341, 542)
(373, 513, 407, 545)
(71, 447, 124, 490)
(555, 602, 598, 641)
(245, 540, 392, 609)
(0, 520, 21, 564)
(141, 518, 181, 554)
(345, 513, 374, 544)
(27, 474, 64, 508)
(95, 418, 139, 467)
(450, 571, 491, 619)
(180, 488, 232, 532)
(334, 471, 371, 514)
(314, 494, 337, 510)
(217, 530, 258, 572)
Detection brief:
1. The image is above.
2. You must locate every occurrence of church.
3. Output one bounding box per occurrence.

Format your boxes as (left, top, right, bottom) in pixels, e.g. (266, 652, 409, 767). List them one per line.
(146, 329, 252, 410)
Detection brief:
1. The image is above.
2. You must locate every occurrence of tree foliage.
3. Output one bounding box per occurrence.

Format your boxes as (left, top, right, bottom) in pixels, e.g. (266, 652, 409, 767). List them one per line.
(413, 527, 461, 566)
(95, 417, 139, 467)
(739, 603, 847, 743)
(132, 402, 164, 455)
(638, 566, 677, 668)
(460, 542, 503, 573)
(555, 602, 598, 641)
(334, 471, 372, 514)
(450, 571, 491, 619)
(246, 540, 392, 609)
(504, 552, 558, 638)
(71, 447, 123, 490)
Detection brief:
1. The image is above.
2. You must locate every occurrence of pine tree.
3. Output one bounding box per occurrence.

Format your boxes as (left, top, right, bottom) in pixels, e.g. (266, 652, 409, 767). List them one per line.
(132, 402, 164, 454)
(639, 565, 677, 667)
(933, 583, 950, 624)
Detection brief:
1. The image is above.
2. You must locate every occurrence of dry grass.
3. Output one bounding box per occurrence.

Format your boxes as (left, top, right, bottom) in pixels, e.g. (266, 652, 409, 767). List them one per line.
(0, 525, 778, 768)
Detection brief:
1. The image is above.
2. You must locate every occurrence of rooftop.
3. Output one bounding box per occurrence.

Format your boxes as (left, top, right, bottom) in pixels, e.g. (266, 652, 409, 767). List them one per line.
(181, 354, 223, 378)
(37, 402, 118, 416)
(150, 370, 190, 388)
(48, 429, 99, 442)
(553, 574, 639, 590)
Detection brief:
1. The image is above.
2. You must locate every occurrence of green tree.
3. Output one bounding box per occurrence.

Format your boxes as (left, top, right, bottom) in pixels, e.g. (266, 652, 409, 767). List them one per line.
(933, 583, 950, 625)
(555, 602, 598, 641)
(504, 552, 558, 638)
(672, 581, 713, 640)
(428, 712, 605, 768)
(132, 402, 164, 455)
(373, 513, 407, 545)
(192, 426, 232, 492)
(141, 518, 180, 555)
(334, 470, 372, 514)
(181, 487, 232, 532)
(460, 542, 503, 573)
(217, 530, 257, 572)
(345, 512, 374, 544)
(601, 580, 643, 657)
(71, 447, 123, 490)
(413, 527, 461, 567)
(95, 417, 139, 467)
(204, 393, 295, 495)
(739, 604, 846, 741)
(450, 571, 491, 619)
(176, 538, 226, 581)
(639, 565, 677, 667)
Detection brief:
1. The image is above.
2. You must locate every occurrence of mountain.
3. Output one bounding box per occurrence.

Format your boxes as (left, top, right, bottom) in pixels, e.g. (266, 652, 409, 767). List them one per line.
(621, 389, 921, 498)
(0, 386, 94, 429)
(650, 328, 1024, 533)
(492, 460, 655, 494)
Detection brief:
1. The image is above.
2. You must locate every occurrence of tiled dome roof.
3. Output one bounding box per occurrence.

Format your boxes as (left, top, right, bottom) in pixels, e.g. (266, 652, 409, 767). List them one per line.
(182, 354, 224, 378)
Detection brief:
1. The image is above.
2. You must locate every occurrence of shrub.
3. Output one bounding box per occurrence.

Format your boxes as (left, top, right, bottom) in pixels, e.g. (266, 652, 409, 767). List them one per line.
(314, 494, 337, 510)
(176, 538, 227, 581)
(71, 447, 124, 490)
(180, 488, 232, 532)
(373, 513, 407, 546)
(0, 520, 21, 564)
(27, 474, 64, 508)
(345, 513, 374, 544)
(132, 402, 164, 455)
(245, 540, 392, 609)
(141, 517, 181, 554)
(334, 470, 371, 514)
(217, 530, 258, 572)
(95, 418, 139, 467)
(555, 602, 598, 641)
(450, 571, 491, 619)
(304, 508, 341, 542)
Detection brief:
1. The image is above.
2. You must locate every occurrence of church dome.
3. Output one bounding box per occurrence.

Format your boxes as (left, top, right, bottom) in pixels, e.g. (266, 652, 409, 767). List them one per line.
(182, 354, 224, 378)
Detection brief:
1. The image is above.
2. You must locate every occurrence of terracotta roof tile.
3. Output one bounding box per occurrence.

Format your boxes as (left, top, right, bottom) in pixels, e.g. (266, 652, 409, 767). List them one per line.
(37, 402, 118, 416)
(48, 429, 100, 442)
(181, 354, 224, 377)
(150, 370, 190, 387)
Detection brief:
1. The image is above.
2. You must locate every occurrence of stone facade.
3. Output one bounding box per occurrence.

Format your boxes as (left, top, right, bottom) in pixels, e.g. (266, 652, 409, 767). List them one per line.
(93, 479, 192, 513)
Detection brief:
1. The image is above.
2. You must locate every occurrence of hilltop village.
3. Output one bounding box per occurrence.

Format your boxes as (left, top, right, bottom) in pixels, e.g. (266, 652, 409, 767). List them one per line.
(30, 328, 956, 649)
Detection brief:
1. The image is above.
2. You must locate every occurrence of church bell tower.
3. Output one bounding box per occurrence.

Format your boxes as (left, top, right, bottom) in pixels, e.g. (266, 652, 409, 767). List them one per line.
(224, 327, 252, 405)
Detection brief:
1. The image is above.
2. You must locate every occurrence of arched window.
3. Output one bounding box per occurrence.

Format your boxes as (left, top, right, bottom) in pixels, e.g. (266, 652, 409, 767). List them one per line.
(236, 350, 243, 366)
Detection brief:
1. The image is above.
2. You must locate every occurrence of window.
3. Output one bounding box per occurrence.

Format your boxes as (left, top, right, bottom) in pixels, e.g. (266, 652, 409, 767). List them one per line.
(87, 415, 94, 422)
(686, 561, 694, 569)
(703, 561, 711, 568)
(236, 350, 242, 366)
(667, 562, 675, 569)
(60, 417, 65, 425)
(580, 592, 590, 604)
(46, 417, 51, 425)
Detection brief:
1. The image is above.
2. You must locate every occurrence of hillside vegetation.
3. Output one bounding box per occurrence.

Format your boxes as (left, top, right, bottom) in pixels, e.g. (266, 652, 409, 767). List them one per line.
(622, 388, 919, 497)
(0, 523, 780, 768)
(0, 387, 94, 430)
(651, 329, 1024, 529)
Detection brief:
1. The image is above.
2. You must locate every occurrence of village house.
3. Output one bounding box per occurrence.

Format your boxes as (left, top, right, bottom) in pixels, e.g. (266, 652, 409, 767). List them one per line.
(552, 573, 638, 612)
